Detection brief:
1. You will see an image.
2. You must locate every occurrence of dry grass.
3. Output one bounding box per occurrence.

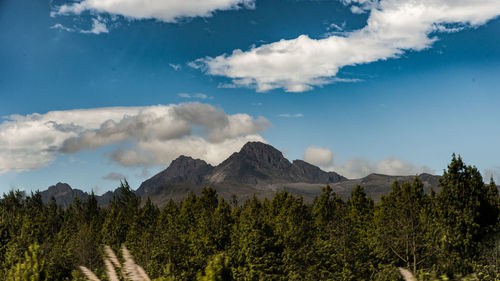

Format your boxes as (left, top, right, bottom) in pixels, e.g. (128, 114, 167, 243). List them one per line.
(399, 268, 417, 281)
(80, 245, 151, 281)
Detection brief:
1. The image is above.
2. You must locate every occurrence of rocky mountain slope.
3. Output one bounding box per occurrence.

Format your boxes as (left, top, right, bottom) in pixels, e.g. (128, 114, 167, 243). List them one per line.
(40, 141, 441, 206)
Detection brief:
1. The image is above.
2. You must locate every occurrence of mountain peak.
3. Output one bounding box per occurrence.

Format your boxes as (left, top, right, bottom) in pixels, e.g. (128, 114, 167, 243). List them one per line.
(136, 155, 214, 195)
(207, 142, 291, 185)
(169, 155, 207, 168)
(41, 183, 88, 208)
(47, 182, 72, 193)
(137, 141, 349, 203)
(240, 141, 278, 153)
(237, 141, 290, 169)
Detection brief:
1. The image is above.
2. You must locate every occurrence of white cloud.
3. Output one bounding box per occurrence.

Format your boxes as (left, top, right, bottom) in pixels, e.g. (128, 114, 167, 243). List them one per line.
(0, 103, 269, 173)
(50, 23, 74, 32)
(178, 93, 212, 100)
(350, 6, 366, 14)
(80, 18, 109, 34)
(102, 172, 126, 181)
(54, 0, 255, 23)
(302, 146, 434, 179)
(303, 146, 334, 167)
(169, 63, 181, 71)
(217, 83, 239, 89)
(337, 157, 434, 178)
(277, 113, 303, 118)
(343, 0, 377, 12)
(110, 134, 264, 166)
(51, 18, 108, 34)
(195, 0, 500, 92)
(327, 23, 344, 31)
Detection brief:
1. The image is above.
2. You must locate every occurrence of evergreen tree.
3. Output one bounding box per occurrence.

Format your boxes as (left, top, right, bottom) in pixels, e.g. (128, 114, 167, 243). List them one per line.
(436, 154, 497, 275)
(345, 185, 375, 280)
(102, 180, 140, 247)
(7, 243, 46, 281)
(375, 178, 433, 274)
(197, 253, 232, 281)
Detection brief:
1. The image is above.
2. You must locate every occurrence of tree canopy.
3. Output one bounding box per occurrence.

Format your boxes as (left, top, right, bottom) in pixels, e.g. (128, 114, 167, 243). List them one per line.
(0, 155, 498, 280)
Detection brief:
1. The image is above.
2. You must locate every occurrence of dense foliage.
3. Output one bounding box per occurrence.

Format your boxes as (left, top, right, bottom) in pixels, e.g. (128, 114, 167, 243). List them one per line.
(0, 155, 498, 280)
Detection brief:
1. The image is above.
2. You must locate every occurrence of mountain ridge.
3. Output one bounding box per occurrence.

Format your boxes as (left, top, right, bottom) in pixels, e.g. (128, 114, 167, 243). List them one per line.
(39, 141, 441, 206)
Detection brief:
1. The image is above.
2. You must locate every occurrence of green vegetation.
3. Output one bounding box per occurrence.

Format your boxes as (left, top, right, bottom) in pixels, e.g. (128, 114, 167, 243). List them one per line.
(0, 155, 498, 280)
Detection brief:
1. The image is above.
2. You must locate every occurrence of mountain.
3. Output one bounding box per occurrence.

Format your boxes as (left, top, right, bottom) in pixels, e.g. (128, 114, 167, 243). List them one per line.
(207, 141, 295, 185)
(135, 142, 348, 204)
(40, 182, 88, 208)
(40, 182, 119, 207)
(136, 156, 214, 197)
(136, 142, 441, 205)
(327, 173, 440, 200)
(206, 142, 347, 186)
(290, 160, 346, 183)
(39, 142, 441, 207)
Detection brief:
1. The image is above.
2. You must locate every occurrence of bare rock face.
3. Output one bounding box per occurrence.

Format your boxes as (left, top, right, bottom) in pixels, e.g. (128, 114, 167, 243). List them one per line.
(40, 182, 88, 208)
(136, 155, 214, 196)
(290, 160, 347, 183)
(207, 142, 294, 185)
(205, 142, 347, 186)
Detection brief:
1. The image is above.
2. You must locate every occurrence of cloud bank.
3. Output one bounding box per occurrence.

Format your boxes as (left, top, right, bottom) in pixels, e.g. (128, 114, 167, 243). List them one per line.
(0, 103, 269, 174)
(195, 0, 500, 92)
(303, 146, 433, 179)
(303, 146, 334, 167)
(54, 0, 255, 22)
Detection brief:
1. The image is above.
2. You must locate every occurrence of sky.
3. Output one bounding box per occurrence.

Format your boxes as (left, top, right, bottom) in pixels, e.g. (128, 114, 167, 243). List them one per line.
(1, 0, 500, 194)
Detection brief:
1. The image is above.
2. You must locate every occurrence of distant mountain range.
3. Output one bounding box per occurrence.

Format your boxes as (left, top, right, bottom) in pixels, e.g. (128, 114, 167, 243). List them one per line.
(39, 141, 440, 207)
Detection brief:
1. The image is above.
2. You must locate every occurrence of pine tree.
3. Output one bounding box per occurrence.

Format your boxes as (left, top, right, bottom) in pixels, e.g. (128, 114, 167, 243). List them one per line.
(375, 178, 433, 274)
(436, 154, 497, 275)
(7, 243, 46, 281)
(197, 253, 232, 281)
(102, 180, 140, 247)
(345, 185, 375, 280)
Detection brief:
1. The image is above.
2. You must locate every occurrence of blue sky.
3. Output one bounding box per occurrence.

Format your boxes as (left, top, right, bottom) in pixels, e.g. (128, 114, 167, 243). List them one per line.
(1, 0, 500, 194)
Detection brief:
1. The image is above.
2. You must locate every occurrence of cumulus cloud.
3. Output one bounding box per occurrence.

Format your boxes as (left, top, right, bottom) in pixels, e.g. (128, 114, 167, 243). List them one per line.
(195, 0, 500, 92)
(102, 172, 126, 181)
(302, 146, 434, 179)
(0, 103, 269, 174)
(110, 134, 264, 166)
(54, 0, 255, 22)
(303, 146, 334, 167)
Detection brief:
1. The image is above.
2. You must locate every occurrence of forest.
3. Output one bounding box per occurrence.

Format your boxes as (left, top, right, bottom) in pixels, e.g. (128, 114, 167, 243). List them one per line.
(0, 154, 498, 281)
